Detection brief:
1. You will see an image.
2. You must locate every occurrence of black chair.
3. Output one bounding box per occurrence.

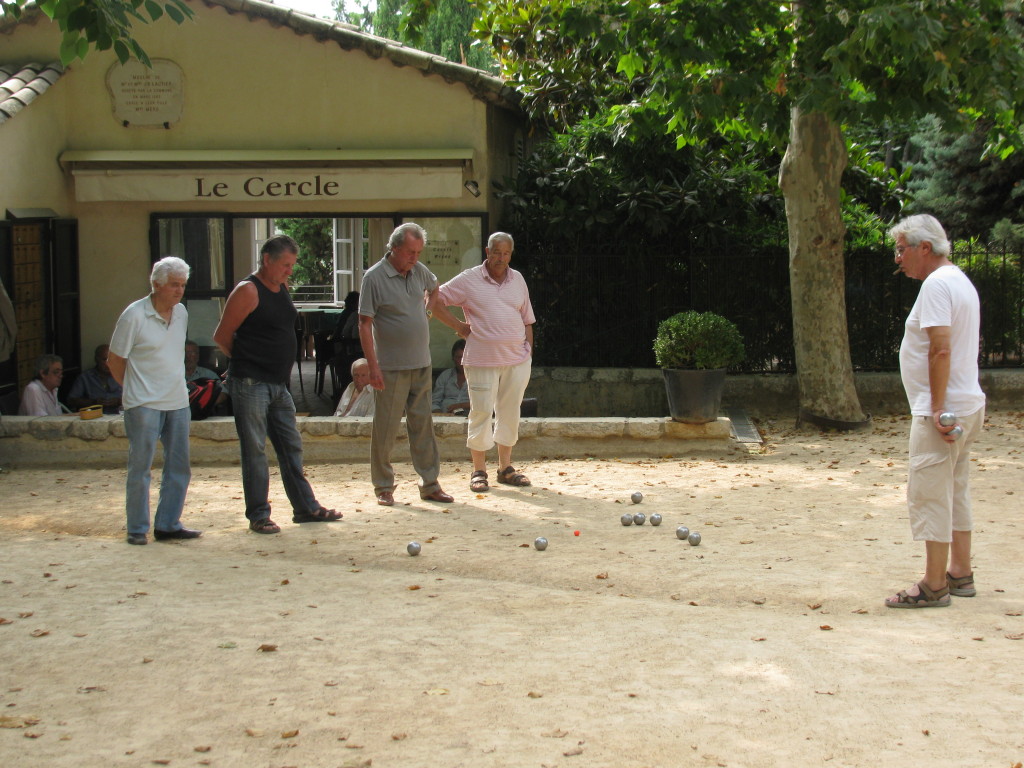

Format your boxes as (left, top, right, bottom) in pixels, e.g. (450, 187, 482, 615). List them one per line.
(0, 383, 18, 415)
(313, 330, 338, 398)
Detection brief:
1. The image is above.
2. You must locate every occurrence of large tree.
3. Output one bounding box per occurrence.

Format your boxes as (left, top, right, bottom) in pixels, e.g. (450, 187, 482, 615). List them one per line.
(1, 0, 192, 65)
(411, 0, 1024, 426)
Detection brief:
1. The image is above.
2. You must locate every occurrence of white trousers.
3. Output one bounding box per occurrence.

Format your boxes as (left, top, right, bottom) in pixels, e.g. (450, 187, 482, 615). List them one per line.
(464, 358, 532, 452)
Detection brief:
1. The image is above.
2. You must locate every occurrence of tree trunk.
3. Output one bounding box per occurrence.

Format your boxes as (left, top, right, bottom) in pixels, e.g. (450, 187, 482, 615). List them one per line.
(778, 108, 868, 427)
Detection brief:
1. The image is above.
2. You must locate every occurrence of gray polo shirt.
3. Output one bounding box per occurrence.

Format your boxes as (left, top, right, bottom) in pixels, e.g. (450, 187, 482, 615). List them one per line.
(359, 256, 437, 371)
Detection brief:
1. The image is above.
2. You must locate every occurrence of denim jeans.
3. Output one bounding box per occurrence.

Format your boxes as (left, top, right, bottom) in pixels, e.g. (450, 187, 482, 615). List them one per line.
(227, 377, 318, 521)
(123, 406, 191, 535)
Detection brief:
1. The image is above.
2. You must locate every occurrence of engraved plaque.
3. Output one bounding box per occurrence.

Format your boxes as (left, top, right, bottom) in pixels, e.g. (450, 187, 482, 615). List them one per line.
(107, 59, 184, 127)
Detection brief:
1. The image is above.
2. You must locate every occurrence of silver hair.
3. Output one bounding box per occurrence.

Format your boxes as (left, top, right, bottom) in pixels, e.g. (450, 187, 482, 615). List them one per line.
(487, 231, 514, 250)
(150, 256, 191, 286)
(388, 222, 427, 251)
(351, 357, 369, 376)
(32, 353, 62, 379)
(888, 214, 951, 258)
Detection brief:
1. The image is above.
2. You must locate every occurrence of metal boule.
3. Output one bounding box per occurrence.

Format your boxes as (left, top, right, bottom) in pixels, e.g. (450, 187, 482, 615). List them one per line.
(649, 513, 663, 526)
(631, 491, 643, 504)
(406, 541, 421, 556)
(633, 513, 646, 526)
(676, 526, 690, 540)
(621, 513, 634, 526)
(687, 531, 702, 546)
(534, 537, 548, 551)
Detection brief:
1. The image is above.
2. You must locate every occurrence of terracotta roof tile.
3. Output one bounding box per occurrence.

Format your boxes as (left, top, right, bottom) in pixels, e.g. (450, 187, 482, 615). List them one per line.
(0, 62, 65, 125)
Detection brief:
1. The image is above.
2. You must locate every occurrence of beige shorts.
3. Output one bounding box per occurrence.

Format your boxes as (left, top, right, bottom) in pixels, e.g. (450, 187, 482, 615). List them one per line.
(906, 407, 984, 542)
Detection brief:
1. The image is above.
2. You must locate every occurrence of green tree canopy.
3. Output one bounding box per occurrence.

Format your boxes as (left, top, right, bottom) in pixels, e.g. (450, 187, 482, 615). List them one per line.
(410, 0, 1024, 425)
(2, 0, 193, 65)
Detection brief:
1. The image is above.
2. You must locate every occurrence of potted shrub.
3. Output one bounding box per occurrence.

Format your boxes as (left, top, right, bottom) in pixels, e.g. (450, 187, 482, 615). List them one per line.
(653, 310, 745, 423)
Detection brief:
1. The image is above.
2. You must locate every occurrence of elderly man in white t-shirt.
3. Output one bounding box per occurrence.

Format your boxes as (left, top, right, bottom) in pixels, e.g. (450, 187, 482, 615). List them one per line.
(436, 232, 536, 493)
(109, 257, 200, 546)
(884, 215, 985, 609)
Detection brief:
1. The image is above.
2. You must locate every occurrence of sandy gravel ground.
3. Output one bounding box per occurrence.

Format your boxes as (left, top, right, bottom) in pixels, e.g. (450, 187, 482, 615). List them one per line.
(1, 411, 1023, 768)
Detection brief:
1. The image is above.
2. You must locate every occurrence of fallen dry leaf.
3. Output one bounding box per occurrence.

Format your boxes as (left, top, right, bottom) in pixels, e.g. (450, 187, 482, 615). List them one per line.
(752, 598, 766, 605)
(19, 612, 33, 618)
(807, 603, 822, 610)
(257, 644, 278, 652)
(281, 729, 299, 738)
(1005, 633, 1024, 640)
(851, 608, 868, 614)
(820, 625, 834, 631)
(527, 691, 543, 698)
(391, 733, 407, 741)
(245, 728, 263, 737)
(407, 585, 421, 591)
(0, 715, 41, 728)
(542, 729, 569, 738)
(194, 745, 212, 753)
(563, 746, 584, 757)
(425, 688, 449, 696)
(595, 572, 608, 580)
(280, 579, 290, 585)
(30, 629, 49, 638)
(752, 637, 766, 642)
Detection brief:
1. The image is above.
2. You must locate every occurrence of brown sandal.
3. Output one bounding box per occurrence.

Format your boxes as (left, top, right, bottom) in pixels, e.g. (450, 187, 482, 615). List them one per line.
(249, 518, 281, 534)
(497, 466, 531, 487)
(884, 581, 951, 609)
(470, 470, 489, 492)
(947, 571, 977, 597)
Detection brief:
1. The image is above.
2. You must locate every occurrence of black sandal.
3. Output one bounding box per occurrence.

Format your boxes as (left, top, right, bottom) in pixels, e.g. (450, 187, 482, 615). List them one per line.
(249, 518, 281, 534)
(292, 507, 343, 524)
(470, 470, 489, 492)
(497, 466, 531, 487)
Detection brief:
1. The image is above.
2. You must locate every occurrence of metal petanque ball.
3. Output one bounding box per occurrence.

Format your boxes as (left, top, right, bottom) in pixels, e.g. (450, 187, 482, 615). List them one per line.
(687, 531, 702, 547)
(938, 412, 957, 426)
(649, 513, 663, 526)
(631, 491, 643, 504)
(406, 541, 421, 556)
(676, 526, 690, 540)
(534, 537, 548, 551)
(633, 512, 646, 526)
(621, 513, 634, 526)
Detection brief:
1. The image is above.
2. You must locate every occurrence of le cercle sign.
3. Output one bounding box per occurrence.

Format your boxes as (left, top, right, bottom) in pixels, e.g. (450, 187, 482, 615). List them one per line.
(71, 167, 463, 202)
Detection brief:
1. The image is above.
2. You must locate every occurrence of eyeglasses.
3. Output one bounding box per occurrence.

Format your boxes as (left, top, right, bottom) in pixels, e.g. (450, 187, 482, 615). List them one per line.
(894, 244, 915, 257)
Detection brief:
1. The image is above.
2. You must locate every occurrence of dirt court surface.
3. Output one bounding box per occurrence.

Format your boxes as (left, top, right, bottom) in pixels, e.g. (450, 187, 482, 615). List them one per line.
(1, 411, 1023, 768)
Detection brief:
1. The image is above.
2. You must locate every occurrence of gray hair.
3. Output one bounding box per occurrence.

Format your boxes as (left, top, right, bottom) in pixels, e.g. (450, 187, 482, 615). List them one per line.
(388, 222, 427, 252)
(261, 235, 299, 261)
(487, 231, 514, 250)
(888, 214, 951, 258)
(33, 353, 62, 379)
(151, 256, 191, 286)
(351, 357, 369, 375)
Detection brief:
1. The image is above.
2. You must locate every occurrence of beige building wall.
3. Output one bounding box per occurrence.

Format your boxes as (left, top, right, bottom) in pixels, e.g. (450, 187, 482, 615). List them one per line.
(1, 5, 521, 362)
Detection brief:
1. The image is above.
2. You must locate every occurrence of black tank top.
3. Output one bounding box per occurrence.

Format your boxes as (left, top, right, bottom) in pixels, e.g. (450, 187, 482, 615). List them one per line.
(228, 275, 297, 384)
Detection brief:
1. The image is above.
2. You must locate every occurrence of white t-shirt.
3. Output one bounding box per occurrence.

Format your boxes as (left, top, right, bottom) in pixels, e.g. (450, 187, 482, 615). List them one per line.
(899, 264, 985, 417)
(110, 296, 189, 411)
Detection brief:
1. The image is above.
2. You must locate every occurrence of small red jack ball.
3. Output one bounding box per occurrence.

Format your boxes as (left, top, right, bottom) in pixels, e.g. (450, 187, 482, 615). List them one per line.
(574, 530, 580, 536)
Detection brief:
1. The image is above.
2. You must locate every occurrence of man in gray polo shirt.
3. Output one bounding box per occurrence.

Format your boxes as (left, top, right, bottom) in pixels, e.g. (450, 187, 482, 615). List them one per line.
(359, 222, 470, 506)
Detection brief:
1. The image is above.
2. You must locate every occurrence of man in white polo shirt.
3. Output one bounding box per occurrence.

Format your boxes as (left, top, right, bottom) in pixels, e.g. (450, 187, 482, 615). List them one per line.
(436, 231, 536, 493)
(109, 256, 200, 546)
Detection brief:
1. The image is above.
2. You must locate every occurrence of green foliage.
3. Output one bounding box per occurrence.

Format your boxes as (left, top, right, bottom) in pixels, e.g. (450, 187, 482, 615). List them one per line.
(905, 117, 1024, 240)
(275, 219, 334, 289)
(3, 0, 194, 66)
(336, 0, 495, 71)
(653, 311, 745, 370)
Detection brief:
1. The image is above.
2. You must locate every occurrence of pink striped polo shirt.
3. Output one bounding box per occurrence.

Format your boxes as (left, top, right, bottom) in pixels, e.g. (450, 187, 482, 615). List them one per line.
(438, 264, 535, 367)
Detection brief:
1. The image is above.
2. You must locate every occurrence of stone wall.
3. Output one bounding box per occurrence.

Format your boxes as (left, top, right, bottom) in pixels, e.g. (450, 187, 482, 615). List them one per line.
(0, 415, 738, 468)
(525, 368, 1024, 418)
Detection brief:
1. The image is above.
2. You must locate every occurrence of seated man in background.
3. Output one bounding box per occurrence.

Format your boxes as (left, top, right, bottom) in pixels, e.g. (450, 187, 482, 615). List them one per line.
(68, 344, 122, 413)
(431, 339, 470, 416)
(185, 340, 219, 381)
(19, 353, 67, 416)
(334, 358, 375, 417)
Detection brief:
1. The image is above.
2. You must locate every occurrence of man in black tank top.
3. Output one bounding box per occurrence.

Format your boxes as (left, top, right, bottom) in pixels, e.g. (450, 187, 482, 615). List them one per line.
(214, 235, 342, 534)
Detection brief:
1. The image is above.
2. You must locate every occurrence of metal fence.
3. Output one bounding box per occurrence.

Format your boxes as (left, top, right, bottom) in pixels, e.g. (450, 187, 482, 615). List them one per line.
(519, 241, 1023, 372)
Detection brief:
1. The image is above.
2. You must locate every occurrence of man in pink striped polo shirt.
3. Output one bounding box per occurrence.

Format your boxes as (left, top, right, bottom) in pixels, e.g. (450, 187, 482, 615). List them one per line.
(436, 232, 536, 492)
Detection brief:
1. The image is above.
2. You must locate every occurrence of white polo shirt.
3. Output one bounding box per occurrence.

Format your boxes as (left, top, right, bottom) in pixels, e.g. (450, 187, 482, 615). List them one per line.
(110, 296, 189, 411)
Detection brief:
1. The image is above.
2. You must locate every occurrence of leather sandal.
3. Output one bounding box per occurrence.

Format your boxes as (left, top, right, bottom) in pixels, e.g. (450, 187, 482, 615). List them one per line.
(884, 581, 951, 609)
(470, 470, 489, 492)
(249, 518, 281, 534)
(497, 466, 531, 487)
(292, 507, 343, 523)
(947, 571, 977, 597)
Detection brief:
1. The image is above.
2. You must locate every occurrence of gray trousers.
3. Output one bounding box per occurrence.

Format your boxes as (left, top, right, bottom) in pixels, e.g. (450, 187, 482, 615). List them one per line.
(370, 366, 441, 496)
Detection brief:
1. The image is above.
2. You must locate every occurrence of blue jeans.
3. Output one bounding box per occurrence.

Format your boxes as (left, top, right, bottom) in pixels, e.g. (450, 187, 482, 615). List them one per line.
(227, 377, 318, 522)
(123, 406, 191, 535)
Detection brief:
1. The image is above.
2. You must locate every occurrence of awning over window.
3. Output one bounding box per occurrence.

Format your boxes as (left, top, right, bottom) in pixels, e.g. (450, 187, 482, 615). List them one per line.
(59, 149, 474, 202)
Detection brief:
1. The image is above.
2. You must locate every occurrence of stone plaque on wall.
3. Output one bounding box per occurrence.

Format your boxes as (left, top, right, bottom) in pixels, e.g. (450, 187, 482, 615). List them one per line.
(106, 59, 184, 127)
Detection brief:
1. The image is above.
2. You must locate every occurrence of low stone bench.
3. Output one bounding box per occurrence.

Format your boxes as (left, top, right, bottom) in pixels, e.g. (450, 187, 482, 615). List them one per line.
(0, 414, 737, 468)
